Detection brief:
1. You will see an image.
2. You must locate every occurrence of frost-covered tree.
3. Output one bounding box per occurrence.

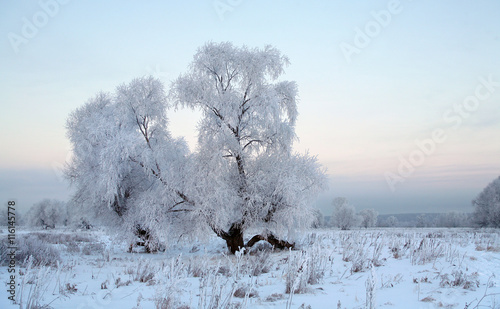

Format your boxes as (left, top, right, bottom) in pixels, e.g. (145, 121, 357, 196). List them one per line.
(311, 209, 325, 228)
(385, 215, 398, 227)
(436, 212, 471, 228)
(26, 199, 66, 229)
(331, 197, 358, 230)
(171, 42, 327, 253)
(416, 214, 427, 228)
(66, 43, 327, 254)
(472, 176, 500, 227)
(359, 208, 378, 228)
(65, 76, 190, 252)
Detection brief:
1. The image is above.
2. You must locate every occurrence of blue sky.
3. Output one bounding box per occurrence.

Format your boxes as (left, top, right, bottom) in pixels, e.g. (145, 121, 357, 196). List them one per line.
(1, 0, 499, 215)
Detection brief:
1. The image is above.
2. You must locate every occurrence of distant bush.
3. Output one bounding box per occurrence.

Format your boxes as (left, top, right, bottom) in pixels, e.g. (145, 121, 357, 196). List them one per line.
(247, 250, 273, 276)
(331, 197, 359, 230)
(440, 270, 479, 290)
(359, 209, 378, 228)
(0, 234, 61, 267)
(25, 199, 67, 229)
(28, 232, 92, 244)
(81, 242, 105, 255)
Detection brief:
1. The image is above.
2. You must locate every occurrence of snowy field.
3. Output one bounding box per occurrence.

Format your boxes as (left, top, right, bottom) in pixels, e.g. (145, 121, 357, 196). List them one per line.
(1, 228, 500, 309)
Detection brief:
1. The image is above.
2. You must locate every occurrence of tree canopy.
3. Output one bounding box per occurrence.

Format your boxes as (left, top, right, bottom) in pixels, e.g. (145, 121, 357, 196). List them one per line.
(472, 176, 500, 228)
(65, 42, 327, 253)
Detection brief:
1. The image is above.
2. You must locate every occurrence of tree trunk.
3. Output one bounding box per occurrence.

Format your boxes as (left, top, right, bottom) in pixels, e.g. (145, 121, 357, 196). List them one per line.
(219, 222, 294, 254)
(245, 233, 294, 250)
(222, 223, 245, 254)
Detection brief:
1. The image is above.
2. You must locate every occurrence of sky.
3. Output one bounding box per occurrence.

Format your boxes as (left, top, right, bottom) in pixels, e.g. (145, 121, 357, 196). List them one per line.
(1, 0, 499, 215)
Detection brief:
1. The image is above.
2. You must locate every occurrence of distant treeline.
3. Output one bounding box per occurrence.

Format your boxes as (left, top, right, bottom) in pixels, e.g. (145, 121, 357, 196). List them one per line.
(320, 212, 473, 228)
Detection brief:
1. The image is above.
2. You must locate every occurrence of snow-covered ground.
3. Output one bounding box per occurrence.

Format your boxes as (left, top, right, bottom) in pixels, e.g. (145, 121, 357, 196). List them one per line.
(1, 228, 499, 308)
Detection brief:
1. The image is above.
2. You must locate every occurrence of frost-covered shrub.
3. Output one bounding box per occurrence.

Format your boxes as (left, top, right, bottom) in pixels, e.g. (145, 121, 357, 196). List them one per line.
(265, 293, 284, 302)
(75, 217, 94, 230)
(0, 233, 61, 267)
(411, 237, 444, 266)
(160, 255, 188, 282)
(131, 259, 158, 283)
(388, 234, 412, 260)
(66, 241, 80, 253)
(306, 243, 329, 285)
(284, 243, 329, 296)
(439, 270, 479, 290)
(187, 257, 209, 278)
(285, 251, 309, 294)
(365, 265, 377, 309)
(81, 242, 105, 255)
(217, 265, 232, 277)
(391, 246, 402, 259)
(371, 240, 384, 267)
(18, 259, 54, 309)
(338, 231, 385, 273)
(198, 268, 236, 309)
(154, 283, 188, 309)
(153, 256, 191, 309)
(115, 277, 132, 288)
(247, 250, 273, 276)
(27, 231, 93, 245)
(233, 284, 258, 298)
(340, 233, 370, 273)
(16, 234, 61, 266)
